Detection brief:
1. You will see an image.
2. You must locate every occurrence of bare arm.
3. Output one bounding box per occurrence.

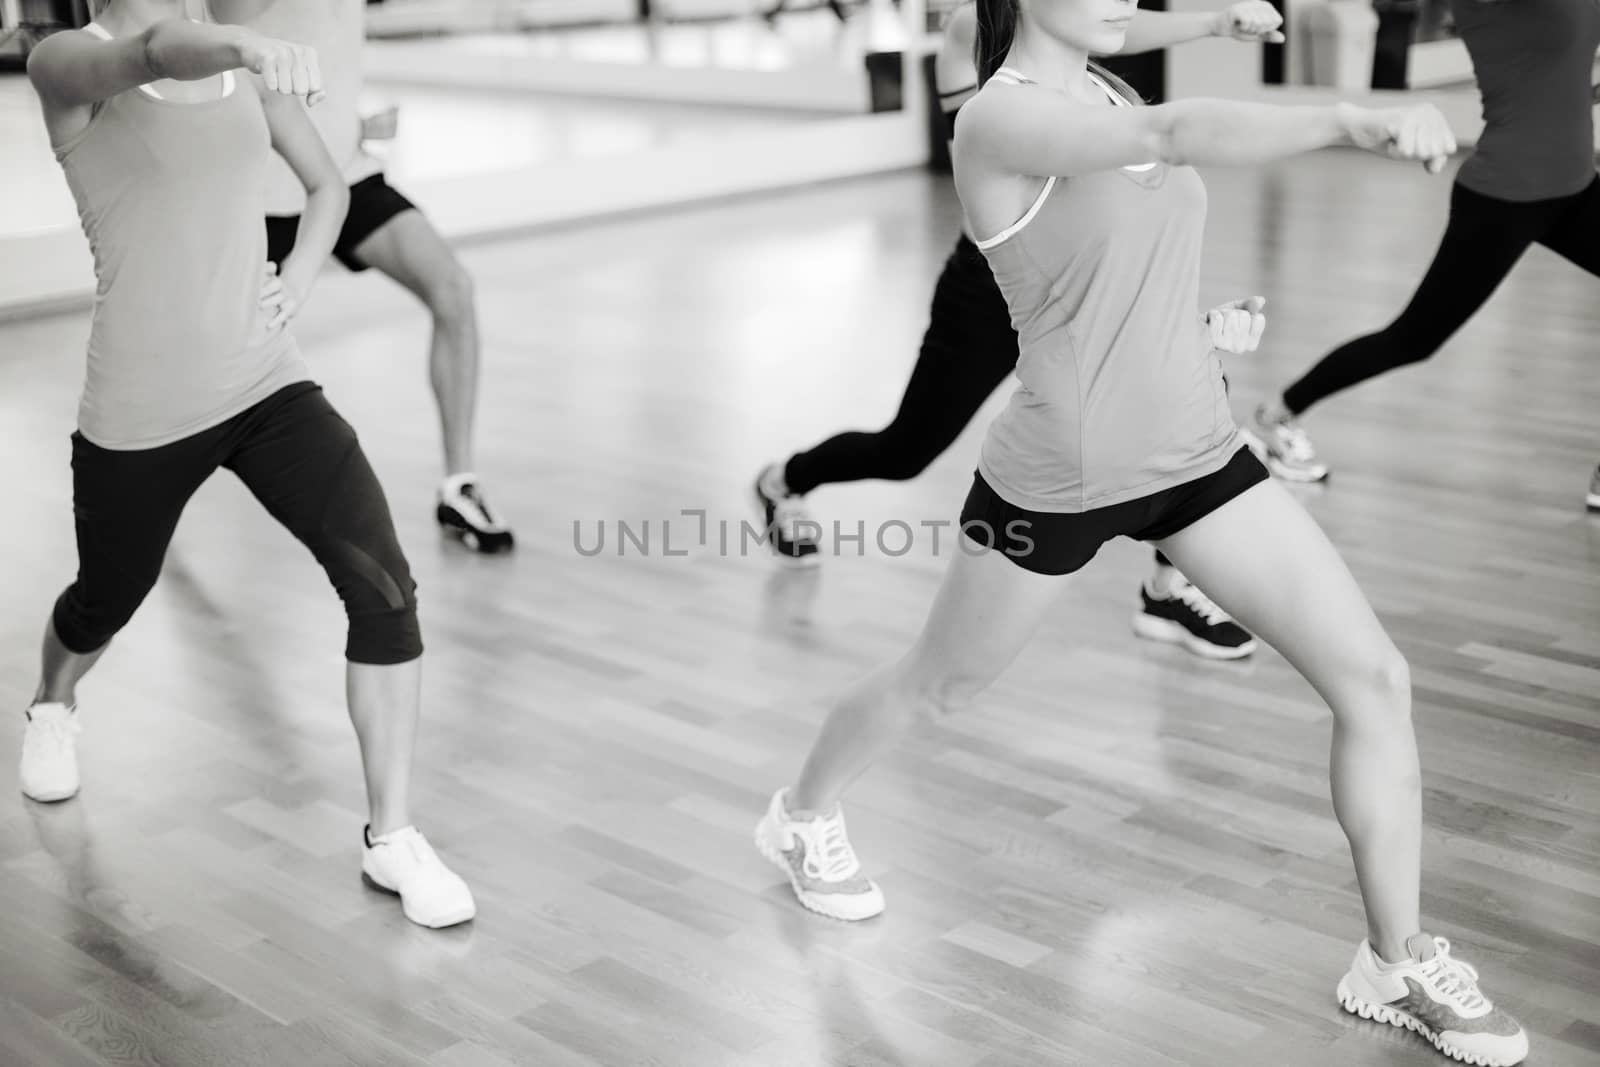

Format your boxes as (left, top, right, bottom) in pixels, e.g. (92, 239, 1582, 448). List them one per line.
(957, 85, 1454, 178)
(935, 4, 979, 97)
(1117, 1, 1285, 56)
(26, 19, 250, 108)
(259, 86, 348, 308)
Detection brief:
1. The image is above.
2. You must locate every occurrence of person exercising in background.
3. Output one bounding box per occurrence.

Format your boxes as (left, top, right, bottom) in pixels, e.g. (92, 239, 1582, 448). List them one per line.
(214, 0, 515, 553)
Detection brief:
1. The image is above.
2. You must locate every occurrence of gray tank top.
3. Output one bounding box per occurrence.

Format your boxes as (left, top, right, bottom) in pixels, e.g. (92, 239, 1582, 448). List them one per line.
(973, 67, 1237, 513)
(54, 24, 308, 450)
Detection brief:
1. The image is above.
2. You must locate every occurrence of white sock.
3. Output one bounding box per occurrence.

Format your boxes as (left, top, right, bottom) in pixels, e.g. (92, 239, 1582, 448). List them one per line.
(1259, 397, 1292, 425)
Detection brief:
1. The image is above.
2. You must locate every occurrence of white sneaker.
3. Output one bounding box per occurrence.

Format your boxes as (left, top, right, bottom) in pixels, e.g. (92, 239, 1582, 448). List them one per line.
(361, 825, 476, 928)
(20, 703, 80, 803)
(755, 788, 883, 921)
(1337, 933, 1528, 1066)
(1248, 404, 1329, 483)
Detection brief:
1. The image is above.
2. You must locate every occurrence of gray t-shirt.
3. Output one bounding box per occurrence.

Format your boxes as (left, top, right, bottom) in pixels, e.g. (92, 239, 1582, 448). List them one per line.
(1452, 0, 1600, 203)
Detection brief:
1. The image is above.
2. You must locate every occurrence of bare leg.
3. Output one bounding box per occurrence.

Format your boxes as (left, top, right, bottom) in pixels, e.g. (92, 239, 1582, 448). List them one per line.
(346, 658, 419, 837)
(791, 538, 1069, 813)
(34, 620, 108, 706)
(1156, 479, 1420, 963)
(353, 209, 480, 478)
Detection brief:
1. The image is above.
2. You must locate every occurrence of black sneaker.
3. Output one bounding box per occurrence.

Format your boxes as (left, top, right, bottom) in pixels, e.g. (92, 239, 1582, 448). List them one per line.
(437, 479, 514, 554)
(753, 466, 820, 567)
(1133, 576, 1256, 660)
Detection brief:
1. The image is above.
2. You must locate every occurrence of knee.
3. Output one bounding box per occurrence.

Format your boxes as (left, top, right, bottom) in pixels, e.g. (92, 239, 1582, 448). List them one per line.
(902, 665, 989, 719)
(423, 262, 475, 325)
(1343, 647, 1412, 726)
(52, 581, 147, 654)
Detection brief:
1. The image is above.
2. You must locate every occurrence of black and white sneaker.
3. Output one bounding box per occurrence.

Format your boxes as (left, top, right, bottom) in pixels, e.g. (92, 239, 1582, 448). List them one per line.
(1133, 575, 1256, 660)
(754, 465, 820, 567)
(437, 476, 514, 554)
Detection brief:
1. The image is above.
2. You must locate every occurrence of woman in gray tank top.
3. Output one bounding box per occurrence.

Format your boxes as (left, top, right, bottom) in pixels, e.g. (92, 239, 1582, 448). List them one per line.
(756, 1, 1527, 1063)
(18, 0, 475, 930)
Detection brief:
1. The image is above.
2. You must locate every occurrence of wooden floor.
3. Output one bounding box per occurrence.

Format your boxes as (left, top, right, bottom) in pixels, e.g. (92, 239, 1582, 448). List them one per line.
(1, 151, 1598, 1067)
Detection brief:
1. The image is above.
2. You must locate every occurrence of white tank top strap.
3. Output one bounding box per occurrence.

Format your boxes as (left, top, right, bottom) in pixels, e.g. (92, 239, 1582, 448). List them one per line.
(989, 66, 1035, 86)
(974, 176, 1057, 251)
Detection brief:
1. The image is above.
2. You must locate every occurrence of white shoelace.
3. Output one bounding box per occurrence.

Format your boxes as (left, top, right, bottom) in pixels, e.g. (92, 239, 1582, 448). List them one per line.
(1274, 417, 1318, 463)
(1420, 938, 1487, 1012)
(806, 812, 861, 881)
(1171, 577, 1230, 627)
(27, 711, 80, 755)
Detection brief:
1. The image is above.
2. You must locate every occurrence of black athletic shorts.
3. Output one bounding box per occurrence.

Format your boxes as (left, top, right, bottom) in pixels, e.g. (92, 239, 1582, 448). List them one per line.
(960, 445, 1269, 576)
(265, 172, 416, 273)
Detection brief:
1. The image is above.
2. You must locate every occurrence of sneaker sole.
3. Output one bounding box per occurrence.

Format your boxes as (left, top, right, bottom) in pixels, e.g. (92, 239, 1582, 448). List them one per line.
(1132, 613, 1256, 661)
(753, 815, 882, 922)
(360, 871, 476, 929)
(1337, 979, 1525, 1067)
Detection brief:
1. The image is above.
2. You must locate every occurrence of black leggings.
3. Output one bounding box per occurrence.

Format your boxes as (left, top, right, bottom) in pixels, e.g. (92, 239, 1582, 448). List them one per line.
(781, 235, 1177, 569)
(53, 382, 423, 665)
(784, 236, 1015, 496)
(1284, 177, 1600, 415)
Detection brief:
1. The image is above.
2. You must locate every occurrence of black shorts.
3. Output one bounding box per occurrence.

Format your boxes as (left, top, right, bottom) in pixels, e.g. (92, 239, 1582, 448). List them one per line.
(265, 173, 416, 273)
(960, 445, 1269, 576)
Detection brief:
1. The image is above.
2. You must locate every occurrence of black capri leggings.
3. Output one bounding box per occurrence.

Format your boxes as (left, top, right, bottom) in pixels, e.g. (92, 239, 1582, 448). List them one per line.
(53, 382, 423, 665)
(1284, 176, 1600, 415)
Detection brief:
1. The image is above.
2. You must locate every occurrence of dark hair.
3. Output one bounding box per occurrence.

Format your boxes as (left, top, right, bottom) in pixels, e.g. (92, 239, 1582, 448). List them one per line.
(973, 0, 1144, 103)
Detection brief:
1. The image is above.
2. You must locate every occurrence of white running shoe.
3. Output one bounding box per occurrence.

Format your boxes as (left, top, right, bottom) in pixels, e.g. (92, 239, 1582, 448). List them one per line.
(361, 825, 477, 928)
(1586, 465, 1600, 510)
(1247, 404, 1329, 483)
(1337, 933, 1528, 1066)
(20, 703, 81, 803)
(755, 788, 883, 921)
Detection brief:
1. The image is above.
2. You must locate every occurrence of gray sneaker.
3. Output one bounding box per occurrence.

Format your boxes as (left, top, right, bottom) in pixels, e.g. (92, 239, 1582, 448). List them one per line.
(755, 788, 884, 921)
(1587, 465, 1600, 510)
(1247, 404, 1330, 483)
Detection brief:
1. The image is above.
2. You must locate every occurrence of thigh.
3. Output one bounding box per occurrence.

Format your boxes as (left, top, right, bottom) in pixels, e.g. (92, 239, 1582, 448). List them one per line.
(1385, 183, 1541, 352)
(346, 187, 456, 298)
(69, 430, 220, 605)
(223, 386, 414, 608)
(1153, 479, 1399, 709)
(890, 243, 1020, 443)
(1536, 177, 1600, 276)
(902, 521, 1071, 693)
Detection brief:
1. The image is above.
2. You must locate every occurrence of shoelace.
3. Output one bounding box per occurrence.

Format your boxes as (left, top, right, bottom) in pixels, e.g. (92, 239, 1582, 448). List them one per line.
(774, 497, 816, 545)
(808, 812, 861, 881)
(1274, 418, 1317, 463)
(28, 713, 80, 754)
(1171, 577, 1230, 627)
(1419, 938, 1487, 1012)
